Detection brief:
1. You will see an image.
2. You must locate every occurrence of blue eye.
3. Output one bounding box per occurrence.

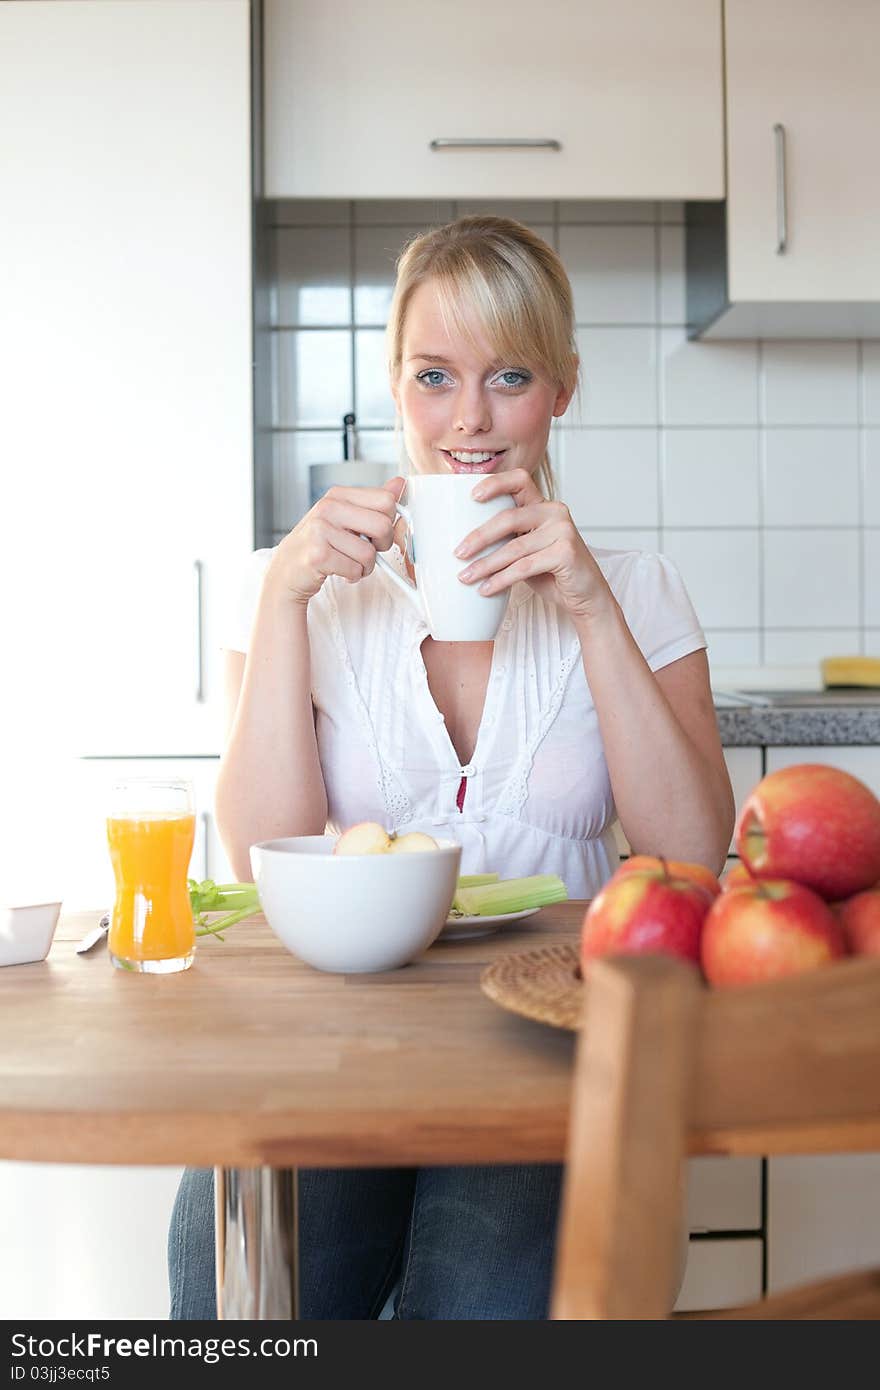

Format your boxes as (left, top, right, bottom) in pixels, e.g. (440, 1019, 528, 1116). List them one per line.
(494, 369, 532, 389)
(416, 369, 451, 388)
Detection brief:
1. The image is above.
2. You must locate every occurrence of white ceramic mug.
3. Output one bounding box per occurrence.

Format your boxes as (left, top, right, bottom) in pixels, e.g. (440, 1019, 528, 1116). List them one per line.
(373, 474, 516, 641)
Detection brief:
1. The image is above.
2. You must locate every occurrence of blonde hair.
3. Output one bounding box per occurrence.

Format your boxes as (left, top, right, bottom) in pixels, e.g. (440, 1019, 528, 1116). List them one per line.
(386, 216, 579, 499)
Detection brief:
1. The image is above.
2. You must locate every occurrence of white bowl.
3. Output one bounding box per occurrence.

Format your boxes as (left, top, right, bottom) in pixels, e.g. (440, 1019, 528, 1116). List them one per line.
(0, 901, 62, 967)
(249, 835, 462, 973)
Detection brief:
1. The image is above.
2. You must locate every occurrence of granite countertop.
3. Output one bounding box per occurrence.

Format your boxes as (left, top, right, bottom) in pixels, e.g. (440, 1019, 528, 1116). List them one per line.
(713, 694, 880, 747)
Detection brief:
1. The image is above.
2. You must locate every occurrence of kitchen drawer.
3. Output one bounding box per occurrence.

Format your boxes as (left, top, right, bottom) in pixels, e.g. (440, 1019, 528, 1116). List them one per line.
(673, 1237, 763, 1313)
(768, 1155, 880, 1293)
(765, 746, 880, 798)
(686, 1157, 762, 1232)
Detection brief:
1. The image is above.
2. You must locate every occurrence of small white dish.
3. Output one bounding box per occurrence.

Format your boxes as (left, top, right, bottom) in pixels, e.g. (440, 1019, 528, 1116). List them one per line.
(0, 901, 62, 967)
(441, 908, 539, 940)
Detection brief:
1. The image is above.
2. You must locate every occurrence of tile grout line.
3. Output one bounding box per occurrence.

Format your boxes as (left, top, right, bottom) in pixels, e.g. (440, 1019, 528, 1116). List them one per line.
(654, 208, 664, 549)
(857, 339, 866, 652)
(756, 339, 766, 664)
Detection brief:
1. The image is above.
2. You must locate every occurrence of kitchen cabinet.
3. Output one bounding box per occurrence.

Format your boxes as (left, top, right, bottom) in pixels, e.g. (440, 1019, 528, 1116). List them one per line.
(0, 0, 254, 760)
(264, 0, 724, 200)
(674, 1238, 763, 1312)
(63, 757, 234, 913)
(690, 0, 880, 338)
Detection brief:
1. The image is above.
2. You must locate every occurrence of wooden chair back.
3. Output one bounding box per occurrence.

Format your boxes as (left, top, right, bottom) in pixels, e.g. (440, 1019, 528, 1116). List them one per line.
(551, 952, 880, 1320)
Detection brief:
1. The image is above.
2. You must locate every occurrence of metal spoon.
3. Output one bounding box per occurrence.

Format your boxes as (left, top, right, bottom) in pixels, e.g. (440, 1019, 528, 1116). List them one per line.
(76, 913, 110, 955)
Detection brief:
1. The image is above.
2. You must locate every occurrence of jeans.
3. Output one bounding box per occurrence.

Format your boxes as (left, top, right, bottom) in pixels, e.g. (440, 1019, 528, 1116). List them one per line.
(168, 1163, 563, 1320)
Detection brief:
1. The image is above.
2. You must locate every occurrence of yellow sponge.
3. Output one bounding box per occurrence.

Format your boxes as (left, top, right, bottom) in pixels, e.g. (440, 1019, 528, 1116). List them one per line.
(821, 655, 880, 688)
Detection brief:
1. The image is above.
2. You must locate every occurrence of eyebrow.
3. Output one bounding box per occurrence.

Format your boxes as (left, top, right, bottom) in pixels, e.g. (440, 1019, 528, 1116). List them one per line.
(407, 353, 453, 363)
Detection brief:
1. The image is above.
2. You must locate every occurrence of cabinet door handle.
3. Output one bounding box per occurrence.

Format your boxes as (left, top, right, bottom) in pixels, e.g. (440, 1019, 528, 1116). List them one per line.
(200, 811, 210, 881)
(773, 122, 787, 255)
(194, 559, 204, 703)
(429, 137, 562, 151)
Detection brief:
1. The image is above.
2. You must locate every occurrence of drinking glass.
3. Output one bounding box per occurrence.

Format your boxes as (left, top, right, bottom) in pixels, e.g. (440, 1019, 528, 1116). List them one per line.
(106, 778, 196, 974)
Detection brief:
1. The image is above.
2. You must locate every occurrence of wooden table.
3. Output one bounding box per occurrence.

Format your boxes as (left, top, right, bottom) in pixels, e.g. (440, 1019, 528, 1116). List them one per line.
(0, 903, 584, 1317)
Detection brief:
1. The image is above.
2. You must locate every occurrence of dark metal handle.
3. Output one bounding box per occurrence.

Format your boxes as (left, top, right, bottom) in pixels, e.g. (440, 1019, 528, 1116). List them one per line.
(429, 137, 561, 151)
(773, 123, 787, 254)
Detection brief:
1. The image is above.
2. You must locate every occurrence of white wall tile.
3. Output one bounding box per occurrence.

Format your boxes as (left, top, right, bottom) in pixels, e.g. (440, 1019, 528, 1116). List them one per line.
(865, 431, 880, 525)
(660, 329, 759, 425)
(763, 430, 860, 526)
(574, 327, 657, 425)
(355, 200, 454, 225)
(661, 530, 761, 628)
(559, 225, 655, 325)
(861, 343, 880, 424)
(763, 629, 862, 664)
(273, 330, 352, 428)
(354, 224, 421, 325)
(559, 200, 655, 223)
(357, 428, 403, 467)
(763, 530, 860, 627)
(659, 225, 686, 324)
(586, 528, 660, 554)
(762, 342, 859, 425)
(270, 227, 351, 327)
(704, 630, 762, 667)
(662, 430, 759, 527)
(556, 429, 658, 527)
(355, 329, 395, 426)
(868, 630, 880, 656)
(866, 530, 880, 626)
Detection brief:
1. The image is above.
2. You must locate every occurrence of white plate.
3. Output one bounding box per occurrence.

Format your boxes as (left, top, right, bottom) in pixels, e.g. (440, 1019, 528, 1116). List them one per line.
(440, 907, 539, 940)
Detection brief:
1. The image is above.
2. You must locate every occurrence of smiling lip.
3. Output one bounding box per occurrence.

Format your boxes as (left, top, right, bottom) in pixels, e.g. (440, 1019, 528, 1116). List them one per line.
(440, 449, 507, 474)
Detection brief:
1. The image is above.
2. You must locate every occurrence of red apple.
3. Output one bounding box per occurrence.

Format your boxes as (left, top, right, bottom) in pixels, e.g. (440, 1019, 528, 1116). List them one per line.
(701, 878, 847, 987)
(581, 862, 715, 966)
(616, 854, 722, 899)
(833, 887, 880, 956)
(736, 763, 880, 901)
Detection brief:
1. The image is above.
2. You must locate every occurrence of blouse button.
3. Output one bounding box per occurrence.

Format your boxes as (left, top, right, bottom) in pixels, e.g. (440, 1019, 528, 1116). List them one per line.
(502, 619, 513, 632)
(461, 762, 476, 777)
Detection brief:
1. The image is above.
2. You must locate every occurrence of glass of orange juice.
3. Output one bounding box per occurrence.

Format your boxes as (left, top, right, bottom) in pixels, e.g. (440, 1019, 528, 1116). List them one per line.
(106, 778, 196, 974)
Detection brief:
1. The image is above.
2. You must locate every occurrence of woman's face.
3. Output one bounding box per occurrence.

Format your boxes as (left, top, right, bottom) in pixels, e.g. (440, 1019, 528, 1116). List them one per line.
(391, 278, 573, 478)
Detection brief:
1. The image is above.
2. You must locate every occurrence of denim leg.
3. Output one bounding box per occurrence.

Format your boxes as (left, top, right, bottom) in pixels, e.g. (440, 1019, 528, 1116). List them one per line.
(168, 1165, 417, 1320)
(395, 1163, 563, 1320)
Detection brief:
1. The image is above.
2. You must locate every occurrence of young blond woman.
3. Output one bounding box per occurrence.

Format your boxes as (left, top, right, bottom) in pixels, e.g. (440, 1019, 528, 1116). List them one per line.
(169, 217, 734, 1320)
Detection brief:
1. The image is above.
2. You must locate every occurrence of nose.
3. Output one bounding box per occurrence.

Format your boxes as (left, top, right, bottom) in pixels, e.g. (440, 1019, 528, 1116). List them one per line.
(453, 382, 492, 436)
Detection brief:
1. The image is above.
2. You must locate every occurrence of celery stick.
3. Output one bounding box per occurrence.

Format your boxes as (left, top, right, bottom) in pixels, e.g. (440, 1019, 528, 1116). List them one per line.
(452, 874, 568, 917)
(456, 873, 500, 888)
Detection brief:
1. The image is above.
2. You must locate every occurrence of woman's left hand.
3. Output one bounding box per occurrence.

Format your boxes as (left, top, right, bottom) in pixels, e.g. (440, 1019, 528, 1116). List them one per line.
(454, 468, 614, 624)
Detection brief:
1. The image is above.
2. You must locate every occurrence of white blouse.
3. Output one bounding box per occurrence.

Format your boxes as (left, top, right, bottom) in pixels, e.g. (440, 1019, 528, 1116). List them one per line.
(224, 543, 707, 899)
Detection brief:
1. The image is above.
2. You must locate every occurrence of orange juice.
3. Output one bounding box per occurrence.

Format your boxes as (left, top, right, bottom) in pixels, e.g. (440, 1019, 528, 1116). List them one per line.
(107, 812, 196, 971)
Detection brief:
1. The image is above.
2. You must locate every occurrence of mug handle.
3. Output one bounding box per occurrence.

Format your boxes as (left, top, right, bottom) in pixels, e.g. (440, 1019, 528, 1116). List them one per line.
(372, 502, 425, 617)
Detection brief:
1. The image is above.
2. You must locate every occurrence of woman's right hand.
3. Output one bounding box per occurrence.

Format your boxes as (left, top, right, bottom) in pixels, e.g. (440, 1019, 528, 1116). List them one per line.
(266, 476, 405, 606)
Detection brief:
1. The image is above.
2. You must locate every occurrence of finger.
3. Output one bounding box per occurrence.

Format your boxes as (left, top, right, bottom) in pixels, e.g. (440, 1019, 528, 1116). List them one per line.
(325, 524, 380, 575)
(470, 467, 543, 507)
(319, 483, 400, 519)
(454, 502, 556, 559)
(381, 475, 407, 500)
(475, 539, 566, 595)
(457, 525, 557, 584)
(316, 497, 395, 548)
